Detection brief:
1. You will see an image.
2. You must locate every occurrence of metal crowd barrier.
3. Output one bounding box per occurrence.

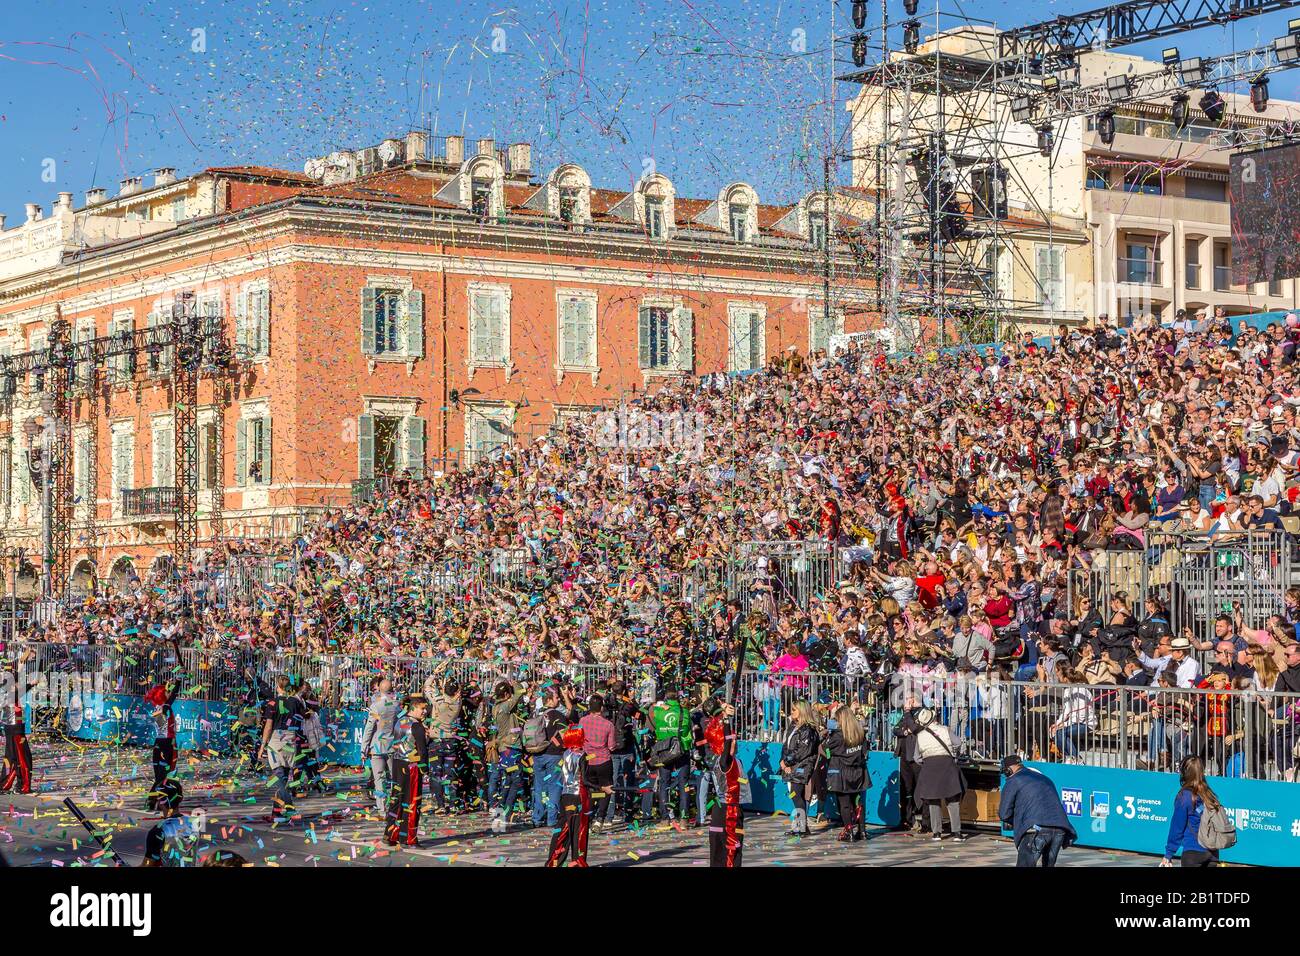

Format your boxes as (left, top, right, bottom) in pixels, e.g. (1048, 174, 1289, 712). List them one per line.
(729, 668, 1300, 783)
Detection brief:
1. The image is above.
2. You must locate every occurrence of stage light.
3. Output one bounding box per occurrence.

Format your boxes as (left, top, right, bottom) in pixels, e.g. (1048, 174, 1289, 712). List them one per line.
(1012, 96, 1034, 122)
(1277, 33, 1300, 63)
(1200, 89, 1226, 123)
(1037, 124, 1054, 156)
(1162, 47, 1180, 66)
(853, 0, 868, 31)
(1252, 75, 1270, 113)
(1105, 73, 1131, 101)
(853, 34, 868, 67)
(1179, 57, 1205, 84)
(903, 19, 920, 54)
(1042, 75, 1060, 93)
(1290, 17, 1300, 33)
(1097, 110, 1116, 146)
(904, 0, 919, 14)
(1171, 92, 1191, 131)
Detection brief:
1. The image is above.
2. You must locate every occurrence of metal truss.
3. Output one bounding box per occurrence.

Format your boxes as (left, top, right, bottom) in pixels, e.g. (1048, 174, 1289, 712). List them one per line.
(1, 300, 231, 595)
(998, 0, 1300, 60)
(1021, 40, 1300, 124)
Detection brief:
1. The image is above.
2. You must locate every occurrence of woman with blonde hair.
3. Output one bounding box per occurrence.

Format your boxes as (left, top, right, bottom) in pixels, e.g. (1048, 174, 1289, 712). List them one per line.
(779, 699, 822, 837)
(823, 703, 870, 842)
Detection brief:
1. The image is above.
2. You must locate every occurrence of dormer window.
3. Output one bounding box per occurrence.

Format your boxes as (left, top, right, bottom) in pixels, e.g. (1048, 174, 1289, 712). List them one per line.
(809, 212, 827, 249)
(646, 197, 666, 239)
(471, 179, 492, 220)
(730, 205, 750, 242)
(559, 186, 581, 224)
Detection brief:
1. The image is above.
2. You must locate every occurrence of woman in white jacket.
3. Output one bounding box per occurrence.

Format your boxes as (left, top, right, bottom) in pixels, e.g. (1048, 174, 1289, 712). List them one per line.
(913, 708, 969, 842)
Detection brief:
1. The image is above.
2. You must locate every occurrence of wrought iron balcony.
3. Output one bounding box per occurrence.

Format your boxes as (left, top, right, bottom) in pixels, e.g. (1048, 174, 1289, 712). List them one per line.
(122, 485, 176, 518)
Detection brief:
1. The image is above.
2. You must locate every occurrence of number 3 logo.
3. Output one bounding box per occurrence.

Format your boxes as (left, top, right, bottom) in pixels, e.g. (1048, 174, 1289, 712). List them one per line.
(1120, 796, 1137, 819)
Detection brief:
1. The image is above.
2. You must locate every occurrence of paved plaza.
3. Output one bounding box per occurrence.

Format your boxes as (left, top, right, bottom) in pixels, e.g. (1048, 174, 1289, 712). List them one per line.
(0, 742, 1157, 867)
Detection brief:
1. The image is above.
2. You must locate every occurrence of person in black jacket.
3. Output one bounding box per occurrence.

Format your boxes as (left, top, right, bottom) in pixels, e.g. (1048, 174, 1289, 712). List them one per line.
(893, 699, 924, 832)
(779, 699, 822, 836)
(999, 755, 1076, 866)
(824, 704, 870, 842)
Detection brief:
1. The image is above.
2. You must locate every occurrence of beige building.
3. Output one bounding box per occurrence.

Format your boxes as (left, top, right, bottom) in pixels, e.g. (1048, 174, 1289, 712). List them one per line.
(847, 26, 1300, 332)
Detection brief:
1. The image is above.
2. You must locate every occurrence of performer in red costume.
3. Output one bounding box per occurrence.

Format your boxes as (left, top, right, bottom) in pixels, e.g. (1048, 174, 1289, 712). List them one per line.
(705, 701, 744, 868)
(544, 726, 591, 867)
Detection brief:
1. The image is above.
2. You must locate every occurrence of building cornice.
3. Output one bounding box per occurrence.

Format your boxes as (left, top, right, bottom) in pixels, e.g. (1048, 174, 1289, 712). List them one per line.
(0, 196, 872, 307)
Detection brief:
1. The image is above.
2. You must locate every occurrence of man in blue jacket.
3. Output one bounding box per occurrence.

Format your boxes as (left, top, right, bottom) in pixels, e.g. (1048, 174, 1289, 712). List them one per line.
(999, 755, 1077, 867)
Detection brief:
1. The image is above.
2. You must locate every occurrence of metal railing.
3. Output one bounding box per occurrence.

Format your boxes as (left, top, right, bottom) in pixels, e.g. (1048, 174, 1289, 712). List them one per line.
(730, 668, 1300, 783)
(121, 486, 177, 518)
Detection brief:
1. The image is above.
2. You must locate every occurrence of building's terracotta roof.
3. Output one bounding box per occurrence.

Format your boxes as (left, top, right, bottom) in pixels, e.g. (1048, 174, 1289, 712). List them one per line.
(205, 165, 315, 183)
(206, 162, 832, 238)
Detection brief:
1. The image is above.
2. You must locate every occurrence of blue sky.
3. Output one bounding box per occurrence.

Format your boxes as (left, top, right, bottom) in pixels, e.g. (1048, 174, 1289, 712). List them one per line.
(1, 0, 1298, 224)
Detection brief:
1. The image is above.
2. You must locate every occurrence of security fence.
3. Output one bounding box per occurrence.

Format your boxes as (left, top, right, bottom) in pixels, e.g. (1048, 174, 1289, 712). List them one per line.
(729, 668, 1300, 783)
(684, 540, 840, 623)
(7, 640, 1300, 782)
(1067, 530, 1293, 649)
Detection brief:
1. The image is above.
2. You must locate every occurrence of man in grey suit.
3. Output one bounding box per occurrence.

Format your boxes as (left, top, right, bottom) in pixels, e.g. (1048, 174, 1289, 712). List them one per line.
(360, 676, 400, 814)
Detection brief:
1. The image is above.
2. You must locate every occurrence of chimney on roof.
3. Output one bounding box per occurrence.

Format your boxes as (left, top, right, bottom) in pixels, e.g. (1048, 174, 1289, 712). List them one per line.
(405, 130, 429, 162)
(86, 187, 108, 206)
(119, 177, 143, 197)
(507, 143, 531, 176)
(25, 203, 42, 223)
(56, 192, 74, 212)
(379, 138, 404, 168)
(445, 135, 464, 165)
(476, 138, 495, 158)
(154, 167, 177, 186)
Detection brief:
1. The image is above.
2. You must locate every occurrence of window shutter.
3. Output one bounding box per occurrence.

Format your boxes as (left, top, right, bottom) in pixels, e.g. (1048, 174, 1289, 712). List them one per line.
(405, 416, 426, 478)
(486, 294, 504, 362)
(259, 416, 272, 484)
(234, 420, 247, 487)
(560, 299, 578, 366)
(491, 294, 506, 362)
(405, 289, 424, 358)
(235, 292, 251, 352)
(638, 308, 651, 368)
(358, 414, 375, 479)
(255, 288, 271, 357)
(361, 287, 377, 355)
(573, 299, 594, 367)
(749, 312, 762, 370)
(673, 307, 694, 373)
(470, 293, 487, 362)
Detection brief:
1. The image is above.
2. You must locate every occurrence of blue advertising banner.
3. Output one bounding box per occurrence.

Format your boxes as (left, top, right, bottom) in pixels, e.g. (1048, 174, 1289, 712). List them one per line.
(1024, 761, 1300, 868)
(737, 741, 900, 826)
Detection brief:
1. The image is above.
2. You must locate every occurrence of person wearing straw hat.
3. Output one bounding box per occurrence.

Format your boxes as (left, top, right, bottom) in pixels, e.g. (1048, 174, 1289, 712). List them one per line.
(913, 707, 969, 842)
(1138, 633, 1201, 688)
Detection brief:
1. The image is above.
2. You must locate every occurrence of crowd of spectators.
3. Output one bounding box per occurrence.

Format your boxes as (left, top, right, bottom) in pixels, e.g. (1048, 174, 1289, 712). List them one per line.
(13, 310, 1300, 781)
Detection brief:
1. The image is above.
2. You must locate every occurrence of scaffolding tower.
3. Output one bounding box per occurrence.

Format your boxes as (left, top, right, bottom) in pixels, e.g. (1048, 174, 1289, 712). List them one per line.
(839, 0, 1300, 348)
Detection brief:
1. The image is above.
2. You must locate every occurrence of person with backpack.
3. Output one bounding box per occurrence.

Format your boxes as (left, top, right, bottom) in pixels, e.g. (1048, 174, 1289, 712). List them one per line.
(487, 679, 527, 832)
(602, 680, 642, 826)
(1162, 754, 1235, 867)
(526, 681, 577, 830)
(643, 688, 693, 825)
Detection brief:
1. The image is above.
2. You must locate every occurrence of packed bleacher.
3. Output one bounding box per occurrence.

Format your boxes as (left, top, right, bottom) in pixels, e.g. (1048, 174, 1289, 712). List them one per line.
(9, 310, 1300, 796)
